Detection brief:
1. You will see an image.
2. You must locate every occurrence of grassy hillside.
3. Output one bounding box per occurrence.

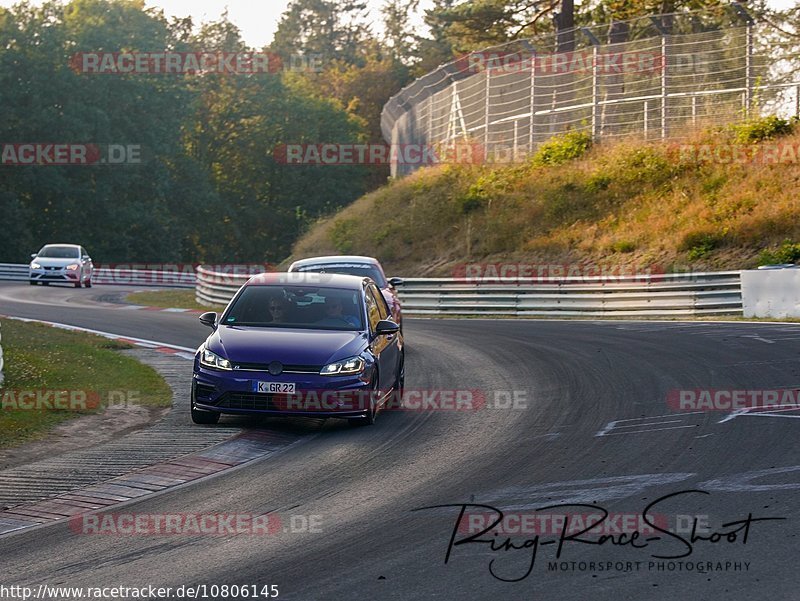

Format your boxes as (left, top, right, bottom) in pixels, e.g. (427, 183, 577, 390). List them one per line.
(289, 117, 800, 277)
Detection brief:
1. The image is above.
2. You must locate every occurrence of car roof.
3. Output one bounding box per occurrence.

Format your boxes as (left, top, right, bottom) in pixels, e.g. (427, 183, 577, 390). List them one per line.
(245, 272, 372, 290)
(41, 243, 81, 248)
(289, 255, 381, 268)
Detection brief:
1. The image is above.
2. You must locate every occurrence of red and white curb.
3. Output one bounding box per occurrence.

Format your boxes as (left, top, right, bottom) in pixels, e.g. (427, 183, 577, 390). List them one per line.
(0, 315, 197, 360)
(0, 430, 309, 536)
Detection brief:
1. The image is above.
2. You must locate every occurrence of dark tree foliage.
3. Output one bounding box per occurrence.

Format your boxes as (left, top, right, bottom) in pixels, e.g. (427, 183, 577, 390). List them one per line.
(0, 0, 369, 263)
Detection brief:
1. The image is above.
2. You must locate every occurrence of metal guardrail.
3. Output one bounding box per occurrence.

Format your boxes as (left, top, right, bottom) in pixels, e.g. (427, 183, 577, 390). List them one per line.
(0, 264, 28, 281)
(195, 267, 743, 317)
(195, 266, 250, 306)
(0, 263, 195, 288)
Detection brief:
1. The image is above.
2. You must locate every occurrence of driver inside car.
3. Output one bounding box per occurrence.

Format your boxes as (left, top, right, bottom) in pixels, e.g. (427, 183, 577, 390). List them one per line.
(317, 295, 359, 327)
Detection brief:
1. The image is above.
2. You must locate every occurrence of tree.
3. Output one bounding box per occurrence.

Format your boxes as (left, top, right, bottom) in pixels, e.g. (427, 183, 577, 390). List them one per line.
(271, 0, 371, 67)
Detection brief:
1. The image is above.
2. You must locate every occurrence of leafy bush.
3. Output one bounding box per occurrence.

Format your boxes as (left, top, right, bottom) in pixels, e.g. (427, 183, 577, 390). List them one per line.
(602, 146, 675, 186)
(585, 173, 611, 192)
(610, 240, 636, 253)
(680, 229, 724, 260)
(330, 218, 359, 253)
(729, 116, 795, 144)
(758, 240, 800, 265)
(531, 130, 593, 167)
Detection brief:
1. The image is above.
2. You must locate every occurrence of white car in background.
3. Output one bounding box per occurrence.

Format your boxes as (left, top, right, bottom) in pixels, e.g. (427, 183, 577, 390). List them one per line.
(287, 255, 404, 331)
(29, 244, 94, 288)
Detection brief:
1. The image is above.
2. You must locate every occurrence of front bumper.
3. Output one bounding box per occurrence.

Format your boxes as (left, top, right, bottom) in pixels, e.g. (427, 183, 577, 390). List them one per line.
(192, 362, 372, 418)
(29, 267, 80, 282)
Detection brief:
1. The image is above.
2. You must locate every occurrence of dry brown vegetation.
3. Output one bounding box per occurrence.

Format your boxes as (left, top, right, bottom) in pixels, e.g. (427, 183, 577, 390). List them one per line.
(289, 119, 800, 276)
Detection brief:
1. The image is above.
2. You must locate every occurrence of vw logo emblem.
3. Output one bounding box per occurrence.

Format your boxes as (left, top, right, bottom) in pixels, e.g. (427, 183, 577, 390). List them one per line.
(268, 361, 283, 376)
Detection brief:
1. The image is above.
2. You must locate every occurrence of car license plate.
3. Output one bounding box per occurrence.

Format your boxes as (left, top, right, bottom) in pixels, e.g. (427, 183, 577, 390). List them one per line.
(256, 381, 296, 394)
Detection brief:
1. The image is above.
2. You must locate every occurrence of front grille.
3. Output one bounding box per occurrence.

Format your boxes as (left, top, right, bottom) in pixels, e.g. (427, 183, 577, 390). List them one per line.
(231, 362, 320, 373)
(216, 392, 281, 411)
(44, 266, 61, 271)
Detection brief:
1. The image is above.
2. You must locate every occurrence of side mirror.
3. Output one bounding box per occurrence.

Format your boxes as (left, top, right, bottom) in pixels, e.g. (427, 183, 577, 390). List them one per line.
(199, 311, 217, 328)
(82, 255, 90, 261)
(30, 253, 37, 259)
(388, 277, 404, 287)
(375, 319, 400, 336)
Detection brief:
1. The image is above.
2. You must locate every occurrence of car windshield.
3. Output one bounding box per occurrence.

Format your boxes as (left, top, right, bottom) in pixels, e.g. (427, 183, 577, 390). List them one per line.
(222, 285, 364, 331)
(294, 263, 386, 287)
(37, 246, 80, 258)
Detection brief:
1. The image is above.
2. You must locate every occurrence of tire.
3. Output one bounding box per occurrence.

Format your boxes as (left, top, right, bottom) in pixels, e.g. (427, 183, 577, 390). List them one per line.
(191, 386, 220, 425)
(29, 280, 36, 286)
(396, 353, 405, 396)
(42, 282, 50, 286)
(350, 374, 378, 426)
(74, 281, 81, 288)
(85, 279, 92, 288)
(191, 406, 220, 424)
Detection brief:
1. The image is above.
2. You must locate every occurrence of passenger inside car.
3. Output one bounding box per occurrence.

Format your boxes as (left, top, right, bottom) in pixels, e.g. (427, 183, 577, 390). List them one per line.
(316, 295, 360, 327)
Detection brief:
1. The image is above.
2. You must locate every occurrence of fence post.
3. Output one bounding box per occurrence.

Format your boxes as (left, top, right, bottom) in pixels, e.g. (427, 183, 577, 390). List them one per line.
(0, 321, 4, 387)
(427, 96, 433, 144)
(588, 34, 601, 140)
(643, 100, 649, 139)
(650, 17, 670, 139)
(745, 21, 753, 116)
(796, 85, 800, 118)
(513, 119, 519, 161)
(731, 3, 755, 117)
(661, 34, 669, 139)
(484, 69, 492, 147)
(529, 51, 536, 150)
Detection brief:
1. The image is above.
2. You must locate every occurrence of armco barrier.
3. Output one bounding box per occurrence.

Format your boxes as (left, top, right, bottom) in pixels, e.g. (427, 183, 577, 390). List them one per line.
(195, 267, 743, 317)
(0, 263, 195, 288)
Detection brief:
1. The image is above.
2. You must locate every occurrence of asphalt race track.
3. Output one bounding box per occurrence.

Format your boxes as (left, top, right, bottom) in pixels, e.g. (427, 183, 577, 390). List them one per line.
(1, 281, 799, 600)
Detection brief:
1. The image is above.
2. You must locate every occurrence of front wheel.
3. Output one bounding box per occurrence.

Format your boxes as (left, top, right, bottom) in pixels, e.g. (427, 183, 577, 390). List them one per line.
(191, 387, 220, 424)
(84, 278, 92, 288)
(191, 404, 220, 425)
(350, 375, 378, 426)
(74, 281, 82, 288)
(29, 280, 36, 286)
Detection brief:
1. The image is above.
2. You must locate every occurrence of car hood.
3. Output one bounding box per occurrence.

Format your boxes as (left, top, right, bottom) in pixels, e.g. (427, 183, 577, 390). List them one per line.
(32, 258, 80, 267)
(206, 326, 368, 366)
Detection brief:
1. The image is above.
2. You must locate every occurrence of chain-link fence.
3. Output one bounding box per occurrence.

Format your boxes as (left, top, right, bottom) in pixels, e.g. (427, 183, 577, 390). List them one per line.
(381, 5, 799, 177)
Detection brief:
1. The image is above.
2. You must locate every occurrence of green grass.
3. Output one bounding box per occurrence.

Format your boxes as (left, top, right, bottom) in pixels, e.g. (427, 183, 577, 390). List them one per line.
(125, 289, 218, 311)
(0, 319, 172, 449)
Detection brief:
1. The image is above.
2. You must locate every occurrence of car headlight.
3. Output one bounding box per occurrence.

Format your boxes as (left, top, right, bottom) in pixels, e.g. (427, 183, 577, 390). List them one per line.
(320, 356, 365, 376)
(66, 264, 79, 271)
(30, 262, 41, 269)
(200, 348, 232, 370)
